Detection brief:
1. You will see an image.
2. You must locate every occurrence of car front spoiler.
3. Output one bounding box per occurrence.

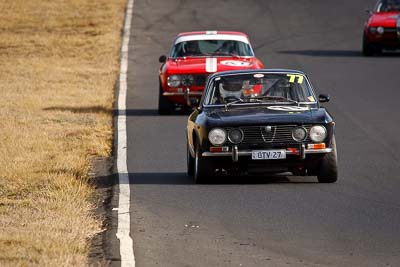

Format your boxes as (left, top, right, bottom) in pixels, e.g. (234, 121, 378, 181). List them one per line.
(202, 145, 333, 162)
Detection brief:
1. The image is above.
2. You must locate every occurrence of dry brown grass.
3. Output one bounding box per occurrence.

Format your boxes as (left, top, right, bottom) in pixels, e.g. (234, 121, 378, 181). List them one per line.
(0, 0, 126, 265)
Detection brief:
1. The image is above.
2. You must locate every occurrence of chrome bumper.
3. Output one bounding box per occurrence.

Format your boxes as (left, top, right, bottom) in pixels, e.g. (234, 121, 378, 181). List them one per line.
(163, 88, 202, 106)
(162, 92, 203, 96)
(202, 145, 332, 162)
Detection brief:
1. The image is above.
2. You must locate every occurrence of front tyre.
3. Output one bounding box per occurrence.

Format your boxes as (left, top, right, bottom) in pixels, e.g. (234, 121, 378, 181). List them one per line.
(317, 135, 338, 183)
(158, 82, 174, 115)
(193, 142, 212, 183)
(187, 142, 194, 176)
(362, 34, 377, 56)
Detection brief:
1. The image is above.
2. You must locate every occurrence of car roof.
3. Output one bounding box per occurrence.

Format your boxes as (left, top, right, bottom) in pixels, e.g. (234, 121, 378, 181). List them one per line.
(177, 31, 248, 37)
(174, 31, 250, 44)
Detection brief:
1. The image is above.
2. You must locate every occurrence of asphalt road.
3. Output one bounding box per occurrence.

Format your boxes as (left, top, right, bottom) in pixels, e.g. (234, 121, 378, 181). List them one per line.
(111, 0, 400, 266)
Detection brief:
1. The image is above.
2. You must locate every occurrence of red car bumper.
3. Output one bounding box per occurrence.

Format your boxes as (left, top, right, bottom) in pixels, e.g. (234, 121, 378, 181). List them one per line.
(162, 86, 204, 106)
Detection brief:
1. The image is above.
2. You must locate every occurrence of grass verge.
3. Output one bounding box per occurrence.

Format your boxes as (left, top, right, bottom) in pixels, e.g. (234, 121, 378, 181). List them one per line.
(0, 0, 126, 265)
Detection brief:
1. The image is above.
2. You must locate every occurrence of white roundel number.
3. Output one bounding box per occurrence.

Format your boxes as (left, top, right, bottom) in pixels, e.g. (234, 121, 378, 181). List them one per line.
(220, 60, 252, 67)
(267, 106, 309, 111)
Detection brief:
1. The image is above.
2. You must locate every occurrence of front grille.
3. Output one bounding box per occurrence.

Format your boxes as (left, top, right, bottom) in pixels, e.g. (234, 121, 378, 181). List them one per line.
(224, 125, 312, 146)
(384, 27, 397, 33)
(382, 28, 400, 40)
(194, 75, 208, 86)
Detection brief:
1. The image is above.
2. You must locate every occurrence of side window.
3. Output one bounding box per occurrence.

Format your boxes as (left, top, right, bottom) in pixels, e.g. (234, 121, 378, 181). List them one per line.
(171, 43, 184, 57)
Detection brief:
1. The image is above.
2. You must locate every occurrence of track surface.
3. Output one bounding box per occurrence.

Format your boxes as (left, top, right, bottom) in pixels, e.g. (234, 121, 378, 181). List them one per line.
(115, 0, 400, 266)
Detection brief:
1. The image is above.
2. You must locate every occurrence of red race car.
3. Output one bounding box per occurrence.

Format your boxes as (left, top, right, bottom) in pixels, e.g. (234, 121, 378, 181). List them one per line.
(363, 0, 400, 56)
(158, 31, 264, 114)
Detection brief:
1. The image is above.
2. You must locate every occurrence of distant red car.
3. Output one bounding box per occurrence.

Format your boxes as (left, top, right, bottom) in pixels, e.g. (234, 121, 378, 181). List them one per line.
(158, 31, 264, 114)
(363, 0, 400, 56)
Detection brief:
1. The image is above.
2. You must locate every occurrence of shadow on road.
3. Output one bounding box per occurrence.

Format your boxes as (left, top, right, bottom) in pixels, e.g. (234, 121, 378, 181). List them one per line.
(129, 172, 192, 184)
(278, 49, 400, 58)
(277, 50, 363, 57)
(126, 172, 317, 185)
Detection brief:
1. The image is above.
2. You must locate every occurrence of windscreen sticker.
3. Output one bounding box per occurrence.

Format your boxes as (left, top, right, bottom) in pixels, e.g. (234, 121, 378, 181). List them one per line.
(220, 60, 252, 67)
(267, 106, 309, 111)
(287, 74, 304, 84)
(307, 96, 315, 102)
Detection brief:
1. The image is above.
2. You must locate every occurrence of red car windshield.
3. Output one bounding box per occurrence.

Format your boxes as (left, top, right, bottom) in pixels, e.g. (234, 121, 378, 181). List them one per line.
(171, 40, 254, 58)
(375, 0, 400, 12)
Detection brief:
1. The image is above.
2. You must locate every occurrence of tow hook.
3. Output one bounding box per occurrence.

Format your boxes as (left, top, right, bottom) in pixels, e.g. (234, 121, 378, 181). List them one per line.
(232, 145, 239, 162)
(300, 143, 305, 160)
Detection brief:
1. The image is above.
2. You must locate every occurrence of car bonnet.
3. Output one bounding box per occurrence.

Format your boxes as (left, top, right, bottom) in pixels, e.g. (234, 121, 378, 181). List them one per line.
(205, 106, 327, 126)
(369, 12, 399, 27)
(167, 57, 257, 74)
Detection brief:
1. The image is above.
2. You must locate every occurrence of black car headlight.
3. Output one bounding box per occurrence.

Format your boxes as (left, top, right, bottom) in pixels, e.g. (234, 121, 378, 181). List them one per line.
(181, 75, 194, 86)
(228, 128, 244, 144)
(292, 127, 307, 142)
(309, 125, 327, 142)
(167, 75, 181, 87)
(208, 128, 227, 146)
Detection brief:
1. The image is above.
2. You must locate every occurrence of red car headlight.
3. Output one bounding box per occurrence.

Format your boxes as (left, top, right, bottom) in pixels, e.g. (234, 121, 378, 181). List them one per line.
(181, 75, 194, 86)
(369, 26, 384, 35)
(376, 26, 385, 34)
(167, 75, 181, 87)
(369, 27, 377, 34)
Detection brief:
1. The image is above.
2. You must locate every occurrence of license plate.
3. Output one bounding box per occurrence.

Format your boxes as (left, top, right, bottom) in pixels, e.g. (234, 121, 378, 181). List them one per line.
(252, 150, 286, 160)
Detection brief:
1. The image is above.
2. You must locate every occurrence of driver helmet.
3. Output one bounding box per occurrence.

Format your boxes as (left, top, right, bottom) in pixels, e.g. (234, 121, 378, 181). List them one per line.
(220, 80, 243, 99)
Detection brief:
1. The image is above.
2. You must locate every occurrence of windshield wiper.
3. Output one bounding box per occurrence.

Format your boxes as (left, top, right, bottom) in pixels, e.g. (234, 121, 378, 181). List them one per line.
(224, 98, 244, 111)
(223, 96, 299, 111)
(246, 95, 299, 105)
(209, 51, 240, 58)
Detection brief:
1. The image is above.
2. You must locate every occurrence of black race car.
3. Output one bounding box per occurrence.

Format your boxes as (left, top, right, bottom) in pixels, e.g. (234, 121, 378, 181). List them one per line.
(186, 69, 338, 183)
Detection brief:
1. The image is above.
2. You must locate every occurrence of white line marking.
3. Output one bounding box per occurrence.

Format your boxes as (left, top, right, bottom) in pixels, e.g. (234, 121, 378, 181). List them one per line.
(116, 0, 135, 266)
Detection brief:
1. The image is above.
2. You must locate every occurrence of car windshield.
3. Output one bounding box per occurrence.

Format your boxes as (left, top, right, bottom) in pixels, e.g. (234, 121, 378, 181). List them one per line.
(171, 40, 254, 58)
(205, 73, 316, 106)
(376, 0, 400, 12)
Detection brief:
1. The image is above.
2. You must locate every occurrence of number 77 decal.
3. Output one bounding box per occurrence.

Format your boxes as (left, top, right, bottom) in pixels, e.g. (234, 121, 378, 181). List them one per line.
(287, 74, 304, 84)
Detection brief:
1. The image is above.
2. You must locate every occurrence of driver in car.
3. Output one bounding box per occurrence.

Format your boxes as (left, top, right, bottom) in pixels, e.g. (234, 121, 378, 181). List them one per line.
(184, 41, 202, 56)
(219, 80, 243, 103)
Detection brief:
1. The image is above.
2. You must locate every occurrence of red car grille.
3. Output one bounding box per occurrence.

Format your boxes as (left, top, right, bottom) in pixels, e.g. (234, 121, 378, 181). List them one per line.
(379, 28, 399, 42)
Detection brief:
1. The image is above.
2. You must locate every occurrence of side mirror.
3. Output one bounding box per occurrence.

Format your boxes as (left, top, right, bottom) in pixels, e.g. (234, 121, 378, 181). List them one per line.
(319, 94, 330, 103)
(159, 55, 167, 63)
(365, 9, 372, 15)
